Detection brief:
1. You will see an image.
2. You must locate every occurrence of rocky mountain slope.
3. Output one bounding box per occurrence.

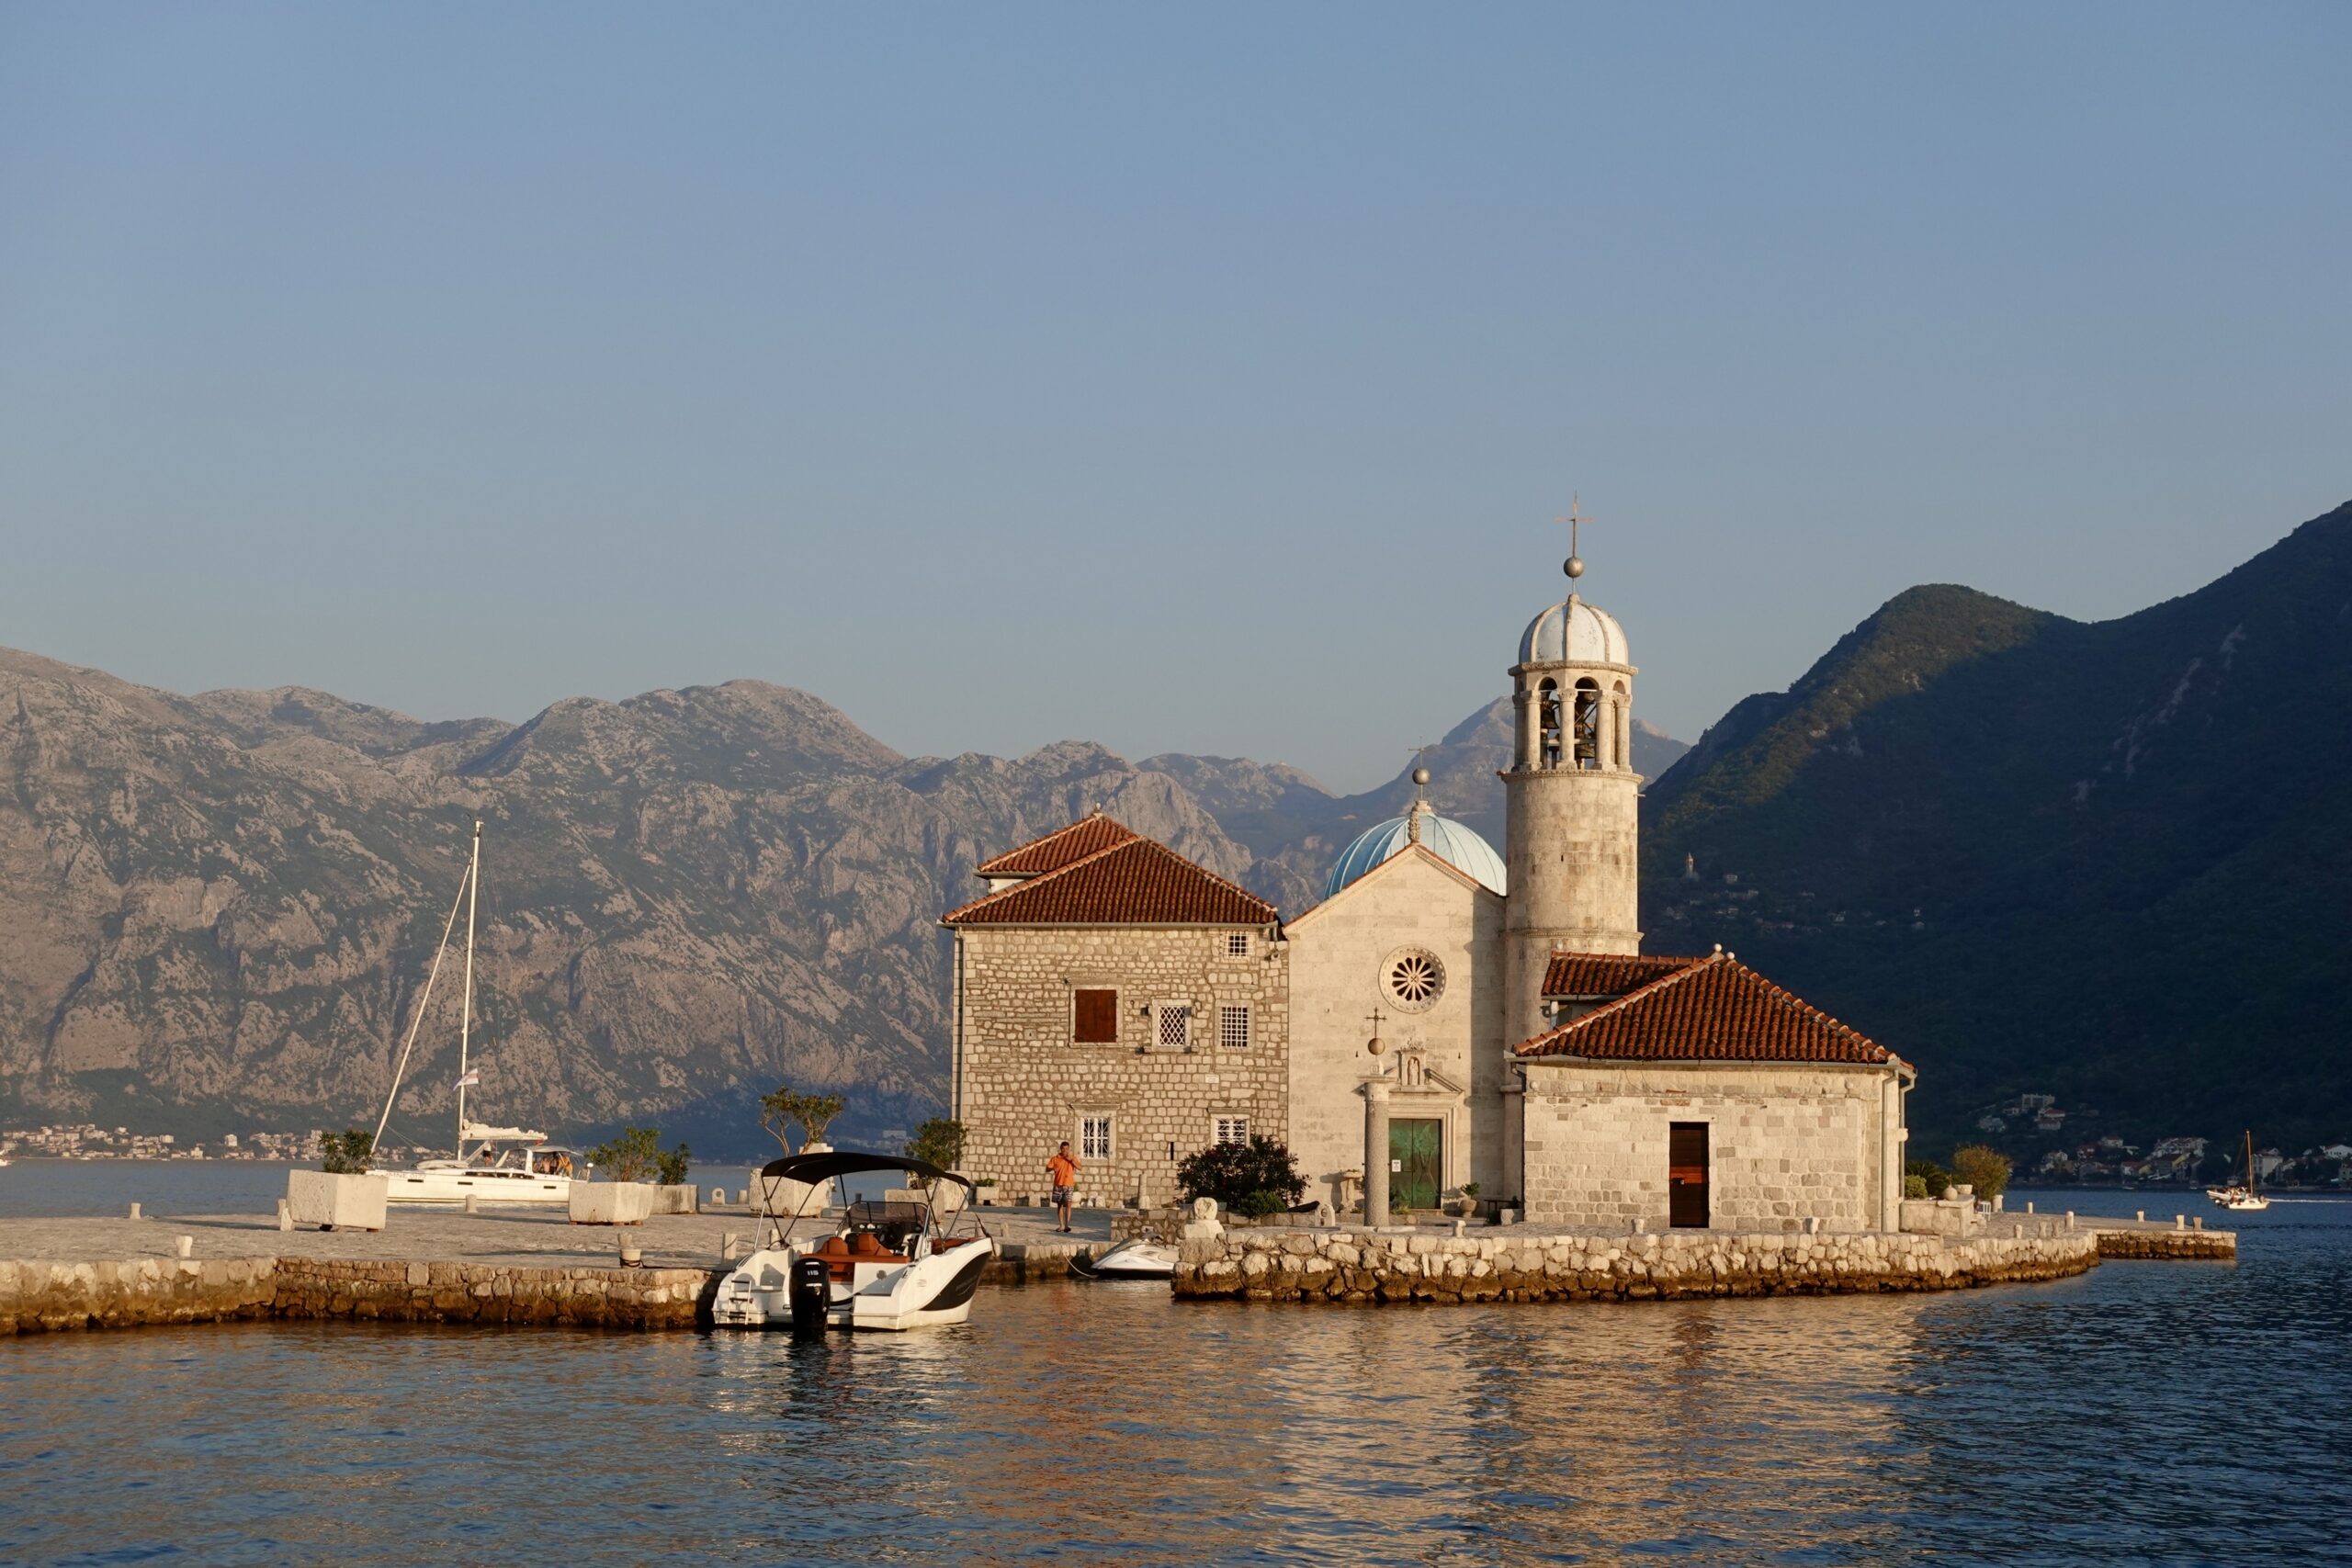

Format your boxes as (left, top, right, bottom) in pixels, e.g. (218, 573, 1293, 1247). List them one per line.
(1643, 498, 2352, 1156)
(2, 642, 1657, 1152)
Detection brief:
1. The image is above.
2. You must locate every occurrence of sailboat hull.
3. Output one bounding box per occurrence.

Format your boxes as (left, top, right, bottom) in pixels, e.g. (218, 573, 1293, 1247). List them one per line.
(381, 1168, 572, 1205)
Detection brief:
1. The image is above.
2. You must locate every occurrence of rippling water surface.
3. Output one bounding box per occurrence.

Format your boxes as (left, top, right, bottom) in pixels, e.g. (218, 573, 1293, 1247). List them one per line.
(4, 1190, 2347, 1566)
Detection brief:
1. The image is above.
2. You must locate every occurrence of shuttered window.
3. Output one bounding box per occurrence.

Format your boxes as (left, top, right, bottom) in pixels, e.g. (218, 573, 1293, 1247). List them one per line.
(1073, 987, 1118, 1044)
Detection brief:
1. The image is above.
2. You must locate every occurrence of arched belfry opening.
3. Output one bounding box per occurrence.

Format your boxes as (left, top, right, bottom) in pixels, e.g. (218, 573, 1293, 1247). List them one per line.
(1572, 678, 1602, 770)
(1536, 678, 1561, 769)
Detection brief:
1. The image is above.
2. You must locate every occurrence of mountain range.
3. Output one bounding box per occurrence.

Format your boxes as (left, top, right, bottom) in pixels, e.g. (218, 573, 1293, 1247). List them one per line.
(4, 496, 2345, 1160)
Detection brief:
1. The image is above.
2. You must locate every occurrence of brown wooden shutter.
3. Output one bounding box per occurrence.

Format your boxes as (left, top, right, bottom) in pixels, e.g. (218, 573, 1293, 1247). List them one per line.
(1074, 988, 1117, 1043)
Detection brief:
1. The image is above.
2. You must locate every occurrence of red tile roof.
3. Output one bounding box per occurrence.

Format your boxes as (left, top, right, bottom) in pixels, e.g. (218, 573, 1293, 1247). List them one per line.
(1542, 952, 1703, 998)
(973, 812, 1140, 878)
(944, 834, 1277, 927)
(1516, 953, 1898, 1066)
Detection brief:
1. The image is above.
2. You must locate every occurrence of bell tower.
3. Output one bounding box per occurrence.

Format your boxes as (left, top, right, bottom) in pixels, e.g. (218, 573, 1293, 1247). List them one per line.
(1501, 506, 1643, 1043)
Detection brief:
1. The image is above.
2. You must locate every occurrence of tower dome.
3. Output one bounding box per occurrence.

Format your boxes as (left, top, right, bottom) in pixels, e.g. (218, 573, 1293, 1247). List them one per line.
(1325, 803, 1507, 900)
(1518, 594, 1630, 667)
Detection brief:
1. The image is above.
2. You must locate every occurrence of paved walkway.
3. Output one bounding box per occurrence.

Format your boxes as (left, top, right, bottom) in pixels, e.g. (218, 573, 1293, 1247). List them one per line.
(0, 1198, 1114, 1269)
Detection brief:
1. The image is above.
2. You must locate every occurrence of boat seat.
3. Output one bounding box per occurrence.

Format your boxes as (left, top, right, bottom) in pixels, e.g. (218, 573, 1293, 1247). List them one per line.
(816, 1232, 906, 1281)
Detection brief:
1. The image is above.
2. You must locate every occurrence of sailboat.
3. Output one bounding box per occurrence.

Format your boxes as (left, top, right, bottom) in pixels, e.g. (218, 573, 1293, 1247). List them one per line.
(371, 821, 582, 1206)
(2205, 1130, 2270, 1212)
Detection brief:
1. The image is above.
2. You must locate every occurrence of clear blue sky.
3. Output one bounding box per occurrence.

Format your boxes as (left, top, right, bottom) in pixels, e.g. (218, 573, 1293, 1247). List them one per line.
(3, 4, 2345, 791)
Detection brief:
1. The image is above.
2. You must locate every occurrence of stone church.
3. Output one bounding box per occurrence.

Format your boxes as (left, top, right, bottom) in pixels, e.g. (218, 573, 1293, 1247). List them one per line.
(943, 557, 1915, 1233)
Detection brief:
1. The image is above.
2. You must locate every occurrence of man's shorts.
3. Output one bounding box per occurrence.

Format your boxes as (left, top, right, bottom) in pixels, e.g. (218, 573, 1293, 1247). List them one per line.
(1052, 1186, 1076, 1206)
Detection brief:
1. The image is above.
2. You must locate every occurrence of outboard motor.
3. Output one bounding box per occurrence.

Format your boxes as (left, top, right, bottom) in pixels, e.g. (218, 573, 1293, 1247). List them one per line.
(789, 1254, 832, 1337)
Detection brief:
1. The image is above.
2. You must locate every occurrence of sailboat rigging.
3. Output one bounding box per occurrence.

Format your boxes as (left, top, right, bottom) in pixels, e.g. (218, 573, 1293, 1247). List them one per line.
(2205, 1130, 2270, 1212)
(370, 821, 583, 1205)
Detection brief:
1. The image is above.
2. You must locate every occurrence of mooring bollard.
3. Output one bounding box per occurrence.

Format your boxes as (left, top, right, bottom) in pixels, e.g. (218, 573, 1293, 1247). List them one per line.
(462, 1192, 478, 1214)
(722, 1231, 740, 1260)
(2176, 1214, 2186, 1230)
(2065, 1212, 2075, 1230)
(1631, 1216, 1645, 1235)
(1452, 1219, 1466, 1238)
(128, 1201, 142, 1221)
(736, 1189, 749, 1206)
(618, 1244, 644, 1269)
(711, 1186, 726, 1207)
(277, 1198, 294, 1233)
(175, 1235, 194, 1259)
(2136, 1210, 2146, 1222)
(2193, 1215, 2204, 1230)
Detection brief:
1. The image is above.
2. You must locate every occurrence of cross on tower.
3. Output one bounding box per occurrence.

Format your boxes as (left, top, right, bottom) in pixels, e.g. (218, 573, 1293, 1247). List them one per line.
(1556, 496, 1592, 581)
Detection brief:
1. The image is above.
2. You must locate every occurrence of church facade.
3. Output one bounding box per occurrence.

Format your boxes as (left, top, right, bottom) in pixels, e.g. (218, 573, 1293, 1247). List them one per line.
(943, 564, 1914, 1233)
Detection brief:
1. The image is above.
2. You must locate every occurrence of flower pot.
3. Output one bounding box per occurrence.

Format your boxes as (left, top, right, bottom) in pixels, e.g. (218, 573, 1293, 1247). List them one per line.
(286, 1169, 389, 1232)
(567, 1180, 657, 1226)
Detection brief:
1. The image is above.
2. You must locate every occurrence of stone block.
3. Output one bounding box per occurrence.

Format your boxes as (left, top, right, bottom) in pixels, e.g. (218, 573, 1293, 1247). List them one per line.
(567, 1181, 657, 1226)
(285, 1170, 390, 1232)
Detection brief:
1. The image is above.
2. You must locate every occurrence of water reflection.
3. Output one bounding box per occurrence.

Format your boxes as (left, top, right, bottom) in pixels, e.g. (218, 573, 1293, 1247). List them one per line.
(3, 1203, 2348, 1566)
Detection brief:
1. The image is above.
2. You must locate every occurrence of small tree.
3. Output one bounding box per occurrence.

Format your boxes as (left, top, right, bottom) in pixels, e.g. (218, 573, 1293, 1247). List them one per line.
(320, 1127, 375, 1175)
(1951, 1144, 2012, 1202)
(588, 1126, 662, 1183)
(1906, 1158, 1953, 1198)
(904, 1118, 966, 1185)
(761, 1085, 845, 1155)
(654, 1141, 692, 1187)
(1176, 1135, 1306, 1211)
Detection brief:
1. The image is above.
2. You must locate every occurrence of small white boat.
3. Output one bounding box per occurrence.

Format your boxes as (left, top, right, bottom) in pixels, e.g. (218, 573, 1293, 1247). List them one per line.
(715, 1151, 997, 1333)
(2206, 1131, 2271, 1212)
(1069, 1237, 1177, 1280)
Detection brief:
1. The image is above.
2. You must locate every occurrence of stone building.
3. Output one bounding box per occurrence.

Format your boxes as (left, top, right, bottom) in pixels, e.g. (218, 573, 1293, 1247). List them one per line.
(944, 547, 1915, 1231)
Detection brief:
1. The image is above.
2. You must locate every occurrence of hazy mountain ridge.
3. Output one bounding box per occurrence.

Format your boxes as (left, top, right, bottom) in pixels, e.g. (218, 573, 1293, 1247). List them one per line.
(1, 647, 1623, 1148)
(1644, 498, 2352, 1153)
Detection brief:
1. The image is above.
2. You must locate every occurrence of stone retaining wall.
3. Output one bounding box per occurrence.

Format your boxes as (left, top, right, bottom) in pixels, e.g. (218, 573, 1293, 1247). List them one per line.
(1172, 1226, 2103, 1304)
(2096, 1230, 2236, 1261)
(0, 1256, 720, 1336)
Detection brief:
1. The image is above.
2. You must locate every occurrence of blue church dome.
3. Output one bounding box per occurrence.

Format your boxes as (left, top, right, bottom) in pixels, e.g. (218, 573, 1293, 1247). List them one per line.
(1325, 806, 1507, 901)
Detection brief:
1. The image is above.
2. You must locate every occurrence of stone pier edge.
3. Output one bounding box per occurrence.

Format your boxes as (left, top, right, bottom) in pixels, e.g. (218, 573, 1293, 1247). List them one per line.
(0, 1228, 2233, 1337)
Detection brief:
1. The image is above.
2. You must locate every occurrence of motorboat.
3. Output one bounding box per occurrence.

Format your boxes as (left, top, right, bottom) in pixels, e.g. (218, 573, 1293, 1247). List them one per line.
(1069, 1237, 1177, 1280)
(360, 822, 580, 1207)
(714, 1150, 997, 1333)
(2206, 1130, 2271, 1212)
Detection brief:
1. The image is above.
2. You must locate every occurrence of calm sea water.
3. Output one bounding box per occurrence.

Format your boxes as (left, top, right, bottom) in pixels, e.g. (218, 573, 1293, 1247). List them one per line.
(3, 1185, 2347, 1566)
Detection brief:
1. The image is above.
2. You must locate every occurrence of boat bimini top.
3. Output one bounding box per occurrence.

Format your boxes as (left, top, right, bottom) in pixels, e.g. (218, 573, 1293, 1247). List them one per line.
(752, 1150, 983, 1251)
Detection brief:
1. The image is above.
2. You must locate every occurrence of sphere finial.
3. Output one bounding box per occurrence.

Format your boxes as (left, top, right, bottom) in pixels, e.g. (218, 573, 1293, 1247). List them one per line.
(1565, 555, 1585, 580)
(1411, 766, 1430, 787)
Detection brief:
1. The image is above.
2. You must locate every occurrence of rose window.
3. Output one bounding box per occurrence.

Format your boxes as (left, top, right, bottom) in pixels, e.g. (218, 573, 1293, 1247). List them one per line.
(1383, 948, 1445, 1012)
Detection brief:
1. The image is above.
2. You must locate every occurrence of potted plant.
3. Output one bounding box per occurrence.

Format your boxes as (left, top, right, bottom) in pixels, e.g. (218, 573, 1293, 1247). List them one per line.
(286, 1128, 390, 1232)
(569, 1126, 672, 1225)
(760, 1085, 848, 1211)
(1459, 1181, 1483, 1219)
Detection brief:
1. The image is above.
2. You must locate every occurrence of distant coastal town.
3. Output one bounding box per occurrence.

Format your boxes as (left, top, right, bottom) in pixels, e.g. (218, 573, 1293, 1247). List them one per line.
(1966, 1094, 2352, 1190)
(0, 1123, 450, 1165)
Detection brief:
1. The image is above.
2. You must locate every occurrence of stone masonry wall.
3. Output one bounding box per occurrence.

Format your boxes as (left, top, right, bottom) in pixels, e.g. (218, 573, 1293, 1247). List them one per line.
(1173, 1224, 2101, 1304)
(954, 925, 1288, 1205)
(1521, 1062, 1896, 1233)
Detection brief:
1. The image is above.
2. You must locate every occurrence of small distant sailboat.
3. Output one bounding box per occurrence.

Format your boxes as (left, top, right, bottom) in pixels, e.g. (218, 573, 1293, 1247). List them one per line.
(2205, 1131, 2270, 1212)
(369, 821, 581, 1206)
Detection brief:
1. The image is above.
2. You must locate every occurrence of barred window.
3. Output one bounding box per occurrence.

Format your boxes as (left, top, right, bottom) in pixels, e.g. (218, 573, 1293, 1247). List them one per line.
(1219, 1005, 1250, 1051)
(1081, 1115, 1114, 1161)
(1214, 1115, 1250, 1146)
(1227, 932, 1250, 956)
(1155, 1002, 1192, 1051)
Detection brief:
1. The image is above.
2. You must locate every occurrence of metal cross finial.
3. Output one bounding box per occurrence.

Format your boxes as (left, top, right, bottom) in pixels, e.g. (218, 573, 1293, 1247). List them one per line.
(1556, 495, 1591, 581)
(1364, 1008, 1387, 1056)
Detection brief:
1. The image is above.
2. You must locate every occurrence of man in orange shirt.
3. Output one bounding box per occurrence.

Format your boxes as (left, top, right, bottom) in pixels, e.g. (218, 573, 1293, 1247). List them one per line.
(1046, 1141, 1080, 1234)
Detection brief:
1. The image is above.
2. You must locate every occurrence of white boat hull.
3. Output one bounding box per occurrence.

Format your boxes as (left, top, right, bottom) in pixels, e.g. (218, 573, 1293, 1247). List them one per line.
(381, 1168, 573, 1206)
(713, 1238, 997, 1332)
(1074, 1238, 1177, 1280)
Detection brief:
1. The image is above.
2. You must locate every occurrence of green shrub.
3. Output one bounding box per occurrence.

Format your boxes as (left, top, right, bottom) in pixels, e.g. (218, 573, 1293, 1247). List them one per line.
(320, 1127, 374, 1175)
(1904, 1174, 1928, 1200)
(1234, 1190, 1285, 1218)
(1906, 1159, 1952, 1198)
(588, 1126, 662, 1183)
(654, 1141, 692, 1187)
(1951, 1144, 2012, 1202)
(760, 1086, 845, 1155)
(904, 1118, 967, 1183)
(1176, 1136, 1305, 1209)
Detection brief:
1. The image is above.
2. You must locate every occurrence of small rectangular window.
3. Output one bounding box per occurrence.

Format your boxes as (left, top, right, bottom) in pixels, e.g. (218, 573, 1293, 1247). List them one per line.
(1155, 1002, 1192, 1052)
(1227, 932, 1250, 957)
(1214, 1115, 1250, 1146)
(1081, 1115, 1114, 1161)
(1073, 987, 1118, 1044)
(1218, 1004, 1250, 1051)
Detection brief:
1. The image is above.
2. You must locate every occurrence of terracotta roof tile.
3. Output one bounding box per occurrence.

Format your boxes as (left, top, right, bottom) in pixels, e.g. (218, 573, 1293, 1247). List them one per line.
(944, 835, 1277, 927)
(1542, 952, 1703, 998)
(1516, 953, 1896, 1066)
(973, 813, 1139, 877)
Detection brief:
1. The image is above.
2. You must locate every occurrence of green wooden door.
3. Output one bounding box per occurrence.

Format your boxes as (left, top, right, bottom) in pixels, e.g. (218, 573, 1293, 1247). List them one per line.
(1390, 1119, 1442, 1212)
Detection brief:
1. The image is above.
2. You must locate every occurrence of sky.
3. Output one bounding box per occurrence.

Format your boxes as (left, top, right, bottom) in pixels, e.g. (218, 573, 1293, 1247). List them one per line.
(2, 4, 2346, 793)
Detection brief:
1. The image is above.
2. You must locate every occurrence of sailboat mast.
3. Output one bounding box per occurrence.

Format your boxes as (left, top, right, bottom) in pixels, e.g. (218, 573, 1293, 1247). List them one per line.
(457, 819, 481, 1154)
